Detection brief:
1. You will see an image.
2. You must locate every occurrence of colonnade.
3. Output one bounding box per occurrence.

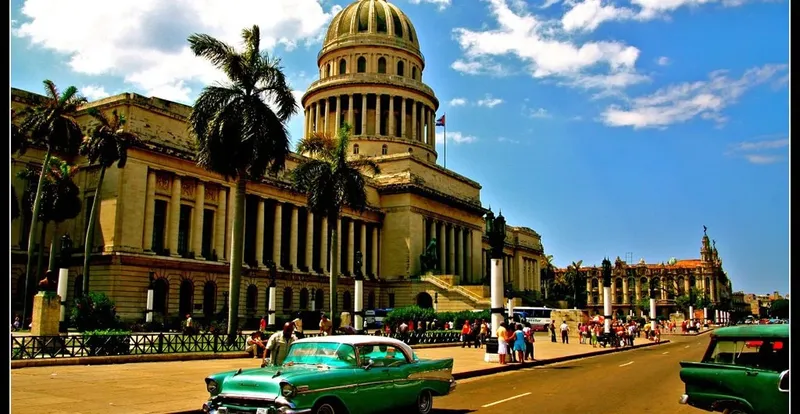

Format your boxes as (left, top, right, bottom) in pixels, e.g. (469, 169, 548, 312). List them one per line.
(423, 217, 473, 281)
(304, 93, 436, 147)
(586, 274, 718, 305)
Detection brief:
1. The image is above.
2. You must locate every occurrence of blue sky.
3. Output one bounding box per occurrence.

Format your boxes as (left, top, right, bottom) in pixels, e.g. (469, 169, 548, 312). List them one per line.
(11, 0, 789, 295)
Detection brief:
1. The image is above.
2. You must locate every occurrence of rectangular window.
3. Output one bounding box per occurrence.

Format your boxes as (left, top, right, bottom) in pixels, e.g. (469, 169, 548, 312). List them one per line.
(177, 204, 192, 256)
(152, 200, 167, 253)
(201, 209, 214, 259)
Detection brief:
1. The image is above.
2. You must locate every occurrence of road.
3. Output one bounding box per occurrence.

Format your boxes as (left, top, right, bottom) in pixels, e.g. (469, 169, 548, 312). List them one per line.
(431, 334, 706, 414)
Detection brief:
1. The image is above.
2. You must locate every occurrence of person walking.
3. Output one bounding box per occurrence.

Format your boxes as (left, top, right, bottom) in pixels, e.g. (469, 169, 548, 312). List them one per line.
(292, 312, 304, 339)
(513, 324, 526, 363)
(461, 320, 472, 348)
(259, 315, 267, 333)
(560, 320, 570, 344)
(523, 324, 535, 361)
(550, 320, 557, 343)
(479, 319, 488, 348)
(496, 322, 509, 365)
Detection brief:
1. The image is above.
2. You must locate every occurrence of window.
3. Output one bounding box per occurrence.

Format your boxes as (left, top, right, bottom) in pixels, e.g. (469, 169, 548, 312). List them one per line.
(408, 148, 413, 153)
(388, 293, 395, 308)
(152, 200, 168, 253)
(412, 67, 417, 80)
(246, 285, 258, 314)
(358, 344, 408, 367)
(203, 282, 216, 318)
(343, 291, 352, 311)
(283, 287, 293, 309)
(339, 59, 347, 75)
(353, 144, 359, 154)
(299, 288, 309, 309)
(201, 209, 214, 258)
(396, 61, 404, 76)
(704, 339, 789, 372)
(177, 204, 192, 256)
(378, 57, 386, 74)
(381, 144, 388, 155)
(357, 57, 366, 73)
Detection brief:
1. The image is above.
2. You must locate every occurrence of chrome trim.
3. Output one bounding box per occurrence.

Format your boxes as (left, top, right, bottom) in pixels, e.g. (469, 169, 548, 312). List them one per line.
(778, 370, 790, 393)
(296, 369, 455, 396)
(679, 394, 689, 405)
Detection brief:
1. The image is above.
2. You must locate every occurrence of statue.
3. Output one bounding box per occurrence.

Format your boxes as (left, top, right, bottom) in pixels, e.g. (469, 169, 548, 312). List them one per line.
(703, 225, 707, 235)
(419, 238, 439, 273)
(354, 251, 363, 278)
(712, 239, 716, 249)
(38, 270, 57, 292)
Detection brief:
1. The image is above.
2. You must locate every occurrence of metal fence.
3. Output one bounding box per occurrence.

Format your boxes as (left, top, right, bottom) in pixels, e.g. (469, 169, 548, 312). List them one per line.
(11, 331, 463, 360)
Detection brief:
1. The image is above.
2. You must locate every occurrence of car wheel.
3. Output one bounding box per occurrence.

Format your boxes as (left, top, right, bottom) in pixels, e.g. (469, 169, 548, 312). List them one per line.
(722, 408, 749, 414)
(416, 389, 433, 414)
(314, 401, 340, 414)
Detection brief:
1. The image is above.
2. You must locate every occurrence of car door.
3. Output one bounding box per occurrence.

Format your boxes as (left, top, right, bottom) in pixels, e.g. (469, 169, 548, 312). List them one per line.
(382, 346, 422, 408)
(732, 338, 789, 414)
(350, 345, 397, 413)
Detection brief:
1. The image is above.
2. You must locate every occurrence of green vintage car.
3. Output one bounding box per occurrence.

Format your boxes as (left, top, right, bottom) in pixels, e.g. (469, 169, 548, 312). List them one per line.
(202, 335, 456, 414)
(679, 324, 789, 414)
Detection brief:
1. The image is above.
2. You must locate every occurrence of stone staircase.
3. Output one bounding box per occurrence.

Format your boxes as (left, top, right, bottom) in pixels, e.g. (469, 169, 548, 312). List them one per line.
(420, 275, 491, 308)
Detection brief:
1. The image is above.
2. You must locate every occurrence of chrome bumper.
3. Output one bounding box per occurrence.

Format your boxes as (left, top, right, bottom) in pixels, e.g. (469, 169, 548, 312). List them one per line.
(449, 379, 457, 392)
(679, 394, 689, 405)
(204, 402, 311, 414)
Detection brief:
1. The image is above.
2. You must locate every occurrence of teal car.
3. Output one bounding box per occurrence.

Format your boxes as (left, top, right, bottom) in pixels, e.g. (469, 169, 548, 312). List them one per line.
(679, 324, 789, 414)
(202, 335, 456, 414)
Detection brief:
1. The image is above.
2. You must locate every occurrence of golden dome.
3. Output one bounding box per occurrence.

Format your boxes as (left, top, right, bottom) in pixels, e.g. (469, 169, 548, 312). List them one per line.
(323, 0, 421, 55)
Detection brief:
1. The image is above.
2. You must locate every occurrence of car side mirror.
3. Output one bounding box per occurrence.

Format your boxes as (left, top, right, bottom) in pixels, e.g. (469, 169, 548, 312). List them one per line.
(362, 358, 374, 370)
(779, 370, 789, 392)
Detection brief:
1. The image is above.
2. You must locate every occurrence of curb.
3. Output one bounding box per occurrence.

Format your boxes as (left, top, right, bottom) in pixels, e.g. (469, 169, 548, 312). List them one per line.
(451, 339, 671, 381)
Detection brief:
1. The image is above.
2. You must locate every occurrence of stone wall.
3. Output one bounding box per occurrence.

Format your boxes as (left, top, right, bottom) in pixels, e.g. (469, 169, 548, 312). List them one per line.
(549, 309, 590, 334)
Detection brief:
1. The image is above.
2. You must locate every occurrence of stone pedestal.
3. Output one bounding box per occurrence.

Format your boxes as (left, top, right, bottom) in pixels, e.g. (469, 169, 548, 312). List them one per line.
(32, 291, 61, 336)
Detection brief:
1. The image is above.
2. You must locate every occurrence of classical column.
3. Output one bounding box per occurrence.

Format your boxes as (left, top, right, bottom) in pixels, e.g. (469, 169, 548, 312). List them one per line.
(323, 99, 329, 133)
(168, 175, 181, 256)
(611, 278, 617, 304)
(305, 210, 314, 271)
(447, 224, 455, 275)
(467, 230, 473, 282)
(411, 100, 417, 141)
(400, 98, 407, 139)
(314, 102, 320, 133)
(453, 227, 461, 276)
(359, 222, 367, 269)
(348, 94, 355, 127)
(622, 276, 629, 304)
(255, 198, 265, 266)
(192, 180, 205, 258)
(320, 217, 329, 271)
(438, 221, 445, 272)
(388, 96, 395, 137)
(684, 278, 690, 295)
(461, 230, 468, 280)
(361, 94, 367, 135)
(289, 205, 299, 269)
(429, 109, 435, 145)
(335, 95, 341, 132)
(586, 277, 592, 305)
(214, 186, 227, 260)
(375, 94, 382, 135)
(371, 226, 378, 276)
(347, 219, 355, 274)
(272, 202, 282, 266)
(142, 170, 156, 251)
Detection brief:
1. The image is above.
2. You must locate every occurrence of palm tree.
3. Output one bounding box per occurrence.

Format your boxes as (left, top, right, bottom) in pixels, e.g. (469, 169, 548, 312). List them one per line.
(16, 80, 86, 319)
(11, 110, 26, 221)
(79, 108, 141, 295)
(567, 260, 583, 308)
(541, 254, 555, 299)
(291, 124, 380, 323)
(188, 25, 297, 335)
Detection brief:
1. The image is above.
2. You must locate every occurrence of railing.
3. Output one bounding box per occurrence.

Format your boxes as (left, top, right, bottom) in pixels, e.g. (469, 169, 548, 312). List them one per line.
(10, 331, 462, 360)
(419, 275, 490, 305)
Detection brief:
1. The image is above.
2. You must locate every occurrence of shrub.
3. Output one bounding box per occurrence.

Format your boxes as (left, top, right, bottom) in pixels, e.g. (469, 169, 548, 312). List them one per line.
(70, 292, 121, 332)
(84, 329, 132, 356)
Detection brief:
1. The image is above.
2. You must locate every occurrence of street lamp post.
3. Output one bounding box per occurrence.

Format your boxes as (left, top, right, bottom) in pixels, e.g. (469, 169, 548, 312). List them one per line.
(353, 251, 365, 334)
(483, 209, 506, 363)
(146, 272, 155, 324)
(57, 234, 73, 333)
(266, 260, 277, 329)
(601, 258, 612, 334)
(650, 279, 657, 332)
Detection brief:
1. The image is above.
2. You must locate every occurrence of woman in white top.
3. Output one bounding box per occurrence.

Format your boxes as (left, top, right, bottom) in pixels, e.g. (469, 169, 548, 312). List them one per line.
(496, 322, 509, 365)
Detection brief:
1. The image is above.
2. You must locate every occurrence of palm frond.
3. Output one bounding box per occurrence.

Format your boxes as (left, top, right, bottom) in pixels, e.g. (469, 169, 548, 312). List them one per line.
(296, 131, 335, 157)
(347, 156, 381, 176)
(255, 55, 297, 122)
(43, 80, 59, 100)
(188, 33, 248, 85)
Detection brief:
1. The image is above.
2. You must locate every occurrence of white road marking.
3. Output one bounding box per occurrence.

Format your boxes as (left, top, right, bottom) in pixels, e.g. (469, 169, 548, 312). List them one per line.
(481, 392, 533, 408)
(663, 351, 670, 355)
(619, 361, 634, 367)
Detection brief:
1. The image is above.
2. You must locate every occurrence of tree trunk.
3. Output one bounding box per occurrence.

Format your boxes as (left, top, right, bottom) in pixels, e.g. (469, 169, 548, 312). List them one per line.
(48, 223, 60, 272)
(22, 148, 52, 319)
(36, 221, 48, 280)
(329, 221, 339, 328)
(82, 166, 106, 296)
(227, 176, 247, 336)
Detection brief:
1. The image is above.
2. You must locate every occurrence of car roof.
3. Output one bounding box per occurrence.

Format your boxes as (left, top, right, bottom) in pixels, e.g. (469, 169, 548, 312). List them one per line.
(712, 324, 789, 339)
(293, 335, 414, 354)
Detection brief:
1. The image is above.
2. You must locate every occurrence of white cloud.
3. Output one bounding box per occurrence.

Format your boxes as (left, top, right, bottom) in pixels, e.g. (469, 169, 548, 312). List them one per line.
(436, 131, 478, 144)
(539, 0, 562, 8)
(449, 98, 468, 106)
(15, 0, 341, 103)
(743, 154, 784, 164)
(407, 0, 451, 10)
(477, 95, 504, 108)
(657, 56, 670, 66)
(726, 136, 788, 164)
(529, 107, 552, 118)
(81, 85, 111, 101)
(451, 58, 510, 76)
(497, 136, 520, 144)
(452, 0, 645, 93)
(601, 64, 788, 129)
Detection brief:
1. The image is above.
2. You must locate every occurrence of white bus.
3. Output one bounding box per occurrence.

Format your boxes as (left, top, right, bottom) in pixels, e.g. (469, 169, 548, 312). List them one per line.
(511, 307, 553, 332)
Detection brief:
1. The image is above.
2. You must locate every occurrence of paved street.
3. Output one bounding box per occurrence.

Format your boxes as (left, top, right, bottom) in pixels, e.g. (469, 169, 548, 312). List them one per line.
(431, 334, 706, 414)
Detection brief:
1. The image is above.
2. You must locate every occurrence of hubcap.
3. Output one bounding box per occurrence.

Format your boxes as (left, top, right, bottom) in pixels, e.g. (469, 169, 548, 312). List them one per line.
(418, 391, 432, 413)
(317, 403, 335, 414)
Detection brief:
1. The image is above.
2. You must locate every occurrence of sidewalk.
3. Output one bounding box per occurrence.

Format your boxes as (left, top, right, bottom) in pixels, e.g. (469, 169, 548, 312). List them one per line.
(10, 332, 669, 414)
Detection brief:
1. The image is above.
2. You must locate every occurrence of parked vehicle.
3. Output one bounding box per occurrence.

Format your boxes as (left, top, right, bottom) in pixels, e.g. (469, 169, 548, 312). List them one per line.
(678, 324, 789, 414)
(510, 307, 552, 332)
(202, 335, 456, 414)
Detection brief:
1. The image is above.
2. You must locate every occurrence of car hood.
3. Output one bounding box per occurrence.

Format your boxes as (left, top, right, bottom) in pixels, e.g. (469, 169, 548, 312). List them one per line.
(214, 364, 342, 396)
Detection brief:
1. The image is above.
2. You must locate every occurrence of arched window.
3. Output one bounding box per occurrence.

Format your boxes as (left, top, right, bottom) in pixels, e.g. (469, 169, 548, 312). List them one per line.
(357, 57, 366, 73)
(73, 275, 84, 299)
(179, 279, 194, 317)
(153, 278, 168, 315)
(203, 281, 216, 318)
(408, 148, 413, 153)
(338, 59, 347, 75)
(412, 66, 417, 80)
(328, 63, 333, 77)
(343, 291, 352, 311)
(378, 57, 386, 74)
(246, 285, 258, 314)
(353, 144, 359, 154)
(367, 291, 376, 310)
(315, 289, 324, 310)
(381, 144, 388, 155)
(283, 287, 293, 310)
(396, 61, 404, 76)
(299, 288, 309, 310)
(591, 278, 599, 290)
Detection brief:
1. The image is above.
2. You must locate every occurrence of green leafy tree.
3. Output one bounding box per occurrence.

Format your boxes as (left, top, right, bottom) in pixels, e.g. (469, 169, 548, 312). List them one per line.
(540, 254, 555, 298)
(770, 299, 789, 319)
(566, 260, 585, 308)
(188, 25, 297, 335)
(292, 125, 380, 321)
(11, 110, 27, 221)
(79, 108, 141, 295)
(16, 80, 86, 318)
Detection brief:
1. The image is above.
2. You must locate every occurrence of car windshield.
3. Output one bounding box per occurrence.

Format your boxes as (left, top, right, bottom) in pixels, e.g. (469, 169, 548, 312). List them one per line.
(703, 338, 789, 372)
(282, 342, 357, 367)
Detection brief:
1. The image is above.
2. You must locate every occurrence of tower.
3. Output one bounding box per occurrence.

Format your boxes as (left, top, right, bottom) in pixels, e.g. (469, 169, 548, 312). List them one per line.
(301, 0, 440, 163)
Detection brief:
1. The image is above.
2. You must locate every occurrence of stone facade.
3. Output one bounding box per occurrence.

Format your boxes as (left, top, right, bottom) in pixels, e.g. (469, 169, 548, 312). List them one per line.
(10, 0, 547, 324)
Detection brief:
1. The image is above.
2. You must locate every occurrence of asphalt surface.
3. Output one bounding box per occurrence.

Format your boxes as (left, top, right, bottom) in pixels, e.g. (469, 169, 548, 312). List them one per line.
(430, 334, 706, 414)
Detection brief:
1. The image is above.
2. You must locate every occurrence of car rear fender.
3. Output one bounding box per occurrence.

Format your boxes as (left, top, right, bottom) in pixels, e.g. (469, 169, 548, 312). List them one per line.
(710, 397, 754, 413)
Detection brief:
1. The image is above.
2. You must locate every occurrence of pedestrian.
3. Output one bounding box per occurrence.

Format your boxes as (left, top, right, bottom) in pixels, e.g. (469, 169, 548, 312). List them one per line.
(319, 313, 333, 336)
(496, 322, 509, 365)
(184, 314, 194, 335)
(246, 332, 265, 358)
(479, 319, 488, 348)
(262, 322, 297, 368)
(523, 323, 535, 361)
(560, 320, 570, 344)
(292, 312, 304, 339)
(513, 323, 526, 363)
(461, 320, 472, 348)
(550, 320, 557, 343)
(591, 324, 598, 348)
(259, 315, 267, 333)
